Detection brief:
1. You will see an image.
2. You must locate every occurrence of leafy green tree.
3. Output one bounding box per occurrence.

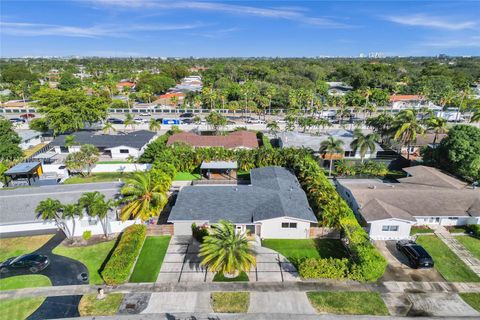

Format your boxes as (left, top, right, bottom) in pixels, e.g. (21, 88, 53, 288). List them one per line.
(79, 191, 115, 238)
(471, 110, 480, 123)
(426, 116, 448, 145)
(350, 129, 380, 163)
(149, 118, 161, 132)
(392, 109, 425, 159)
(102, 122, 116, 134)
(206, 111, 227, 134)
(58, 72, 82, 90)
(199, 220, 256, 277)
(136, 73, 175, 94)
(266, 120, 280, 137)
(65, 144, 99, 176)
(64, 135, 76, 147)
(29, 118, 49, 133)
(36, 198, 74, 239)
(319, 137, 344, 176)
(0, 119, 23, 161)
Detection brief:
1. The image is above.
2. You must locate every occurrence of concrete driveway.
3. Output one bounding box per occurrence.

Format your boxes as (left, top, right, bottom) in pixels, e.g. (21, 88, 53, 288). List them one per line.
(375, 241, 444, 282)
(156, 236, 300, 283)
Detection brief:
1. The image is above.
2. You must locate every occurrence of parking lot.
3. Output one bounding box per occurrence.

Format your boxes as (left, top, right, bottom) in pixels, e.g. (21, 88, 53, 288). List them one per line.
(375, 241, 445, 282)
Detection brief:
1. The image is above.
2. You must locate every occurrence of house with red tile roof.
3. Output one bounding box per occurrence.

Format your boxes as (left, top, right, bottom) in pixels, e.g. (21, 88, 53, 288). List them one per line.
(154, 92, 186, 106)
(116, 81, 136, 91)
(167, 131, 259, 149)
(389, 94, 439, 110)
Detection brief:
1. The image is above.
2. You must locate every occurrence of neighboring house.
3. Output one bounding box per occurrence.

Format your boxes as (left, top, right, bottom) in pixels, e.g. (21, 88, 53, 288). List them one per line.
(392, 133, 447, 159)
(169, 166, 317, 239)
(50, 130, 156, 160)
(389, 95, 440, 111)
(278, 130, 382, 160)
(167, 131, 259, 149)
(153, 92, 186, 106)
(336, 166, 480, 240)
(18, 130, 43, 150)
(116, 81, 135, 91)
(0, 182, 136, 237)
(326, 82, 353, 96)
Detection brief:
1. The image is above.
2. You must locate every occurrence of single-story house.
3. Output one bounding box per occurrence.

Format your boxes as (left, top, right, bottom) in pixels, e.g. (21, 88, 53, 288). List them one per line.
(0, 182, 136, 237)
(389, 95, 440, 111)
(278, 130, 382, 161)
(392, 133, 447, 159)
(50, 130, 156, 160)
(153, 92, 186, 106)
(116, 81, 135, 91)
(167, 131, 259, 149)
(18, 130, 43, 150)
(336, 166, 480, 240)
(168, 166, 317, 239)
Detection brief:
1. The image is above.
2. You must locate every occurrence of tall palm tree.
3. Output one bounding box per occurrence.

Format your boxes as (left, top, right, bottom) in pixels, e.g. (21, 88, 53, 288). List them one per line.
(35, 198, 73, 239)
(148, 118, 161, 132)
(199, 220, 256, 277)
(392, 109, 425, 160)
(62, 203, 82, 239)
(266, 120, 280, 137)
(124, 113, 135, 131)
(102, 122, 116, 134)
(350, 129, 380, 163)
(64, 135, 76, 148)
(426, 116, 448, 145)
(319, 137, 344, 176)
(79, 191, 115, 238)
(119, 172, 169, 221)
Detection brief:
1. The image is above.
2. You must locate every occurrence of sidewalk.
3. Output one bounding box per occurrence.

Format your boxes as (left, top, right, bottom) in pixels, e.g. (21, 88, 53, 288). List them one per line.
(435, 227, 480, 276)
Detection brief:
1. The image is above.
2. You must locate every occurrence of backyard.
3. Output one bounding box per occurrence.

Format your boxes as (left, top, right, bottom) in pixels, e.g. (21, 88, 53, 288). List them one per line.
(306, 291, 389, 315)
(262, 239, 349, 265)
(52, 240, 116, 284)
(129, 236, 171, 282)
(416, 235, 480, 282)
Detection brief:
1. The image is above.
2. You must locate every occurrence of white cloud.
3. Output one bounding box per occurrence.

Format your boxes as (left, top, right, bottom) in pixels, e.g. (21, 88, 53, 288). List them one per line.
(86, 0, 349, 28)
(384, 14, 476, 30)
(0, 21, 204, 38)
(423, 36, 480, 48)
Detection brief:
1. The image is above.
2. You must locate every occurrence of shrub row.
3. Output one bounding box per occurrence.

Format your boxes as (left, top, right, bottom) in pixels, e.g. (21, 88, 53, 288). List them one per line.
(102, 224, 147, 285)
(467, 224, 480, 238)
(192, 223, 209, 243)
(299, 258, 350, 279)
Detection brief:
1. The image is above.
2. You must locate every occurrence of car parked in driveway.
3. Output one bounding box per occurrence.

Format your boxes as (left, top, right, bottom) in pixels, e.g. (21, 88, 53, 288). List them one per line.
(0, 253, 50, 273)
(396, 240, 434, 269)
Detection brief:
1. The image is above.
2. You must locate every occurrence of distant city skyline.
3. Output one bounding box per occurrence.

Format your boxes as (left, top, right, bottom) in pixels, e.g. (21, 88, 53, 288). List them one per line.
(1, 0, 479, 57)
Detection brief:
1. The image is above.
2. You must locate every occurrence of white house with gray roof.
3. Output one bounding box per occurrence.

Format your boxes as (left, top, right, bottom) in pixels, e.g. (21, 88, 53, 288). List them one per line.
(336, 166, 480, 240)
(168, 166, 317, 239)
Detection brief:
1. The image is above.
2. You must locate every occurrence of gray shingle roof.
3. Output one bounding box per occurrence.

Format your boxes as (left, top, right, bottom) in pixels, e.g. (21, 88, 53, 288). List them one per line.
(168, 166, 317, 224)
(0, 182, 123, 225)
(51, 130, 156, 149)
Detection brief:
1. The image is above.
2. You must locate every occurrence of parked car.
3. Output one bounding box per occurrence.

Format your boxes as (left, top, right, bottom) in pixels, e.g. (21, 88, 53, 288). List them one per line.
(179, 112, 194, 118)
(107, 118, 124, 124)
(396, 240, 434, 269)
(181, 118, 194, 124)
(0, 254, 50, 273)
(246, 118, 266, 124)
(139, 112, 151, 116)
(9, 117, 26, 123)
(133, 117, 148, 124)
(155, 117, 164, 123)
(20, 113, 35, 119)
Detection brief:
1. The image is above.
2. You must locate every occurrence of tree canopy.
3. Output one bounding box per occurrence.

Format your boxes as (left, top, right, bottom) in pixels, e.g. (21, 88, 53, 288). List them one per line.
(0, 119, 23, 161)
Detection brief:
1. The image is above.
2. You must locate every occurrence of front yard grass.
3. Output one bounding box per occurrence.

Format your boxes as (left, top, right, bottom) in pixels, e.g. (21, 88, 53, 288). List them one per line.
(262, 239, 348, 265)
(0, 235, 53, 262)
(78, 293, 124, 316)
(213, 271, 249, 282)
(455, 236, 480, 260)
(173, 172, 201, 181)
(0, 297, 45, 320)
(53, 240, 116, 284)
(0, 275, 51, 291)
(211, 292, 249, 313)
(63, 172, 135, 184)
(129, 236, 171, 283)
(306, 291, 389, 315)
(410, 226, 433, 235)
(416, 235, 480, 282)
(459, 293, 480, 312)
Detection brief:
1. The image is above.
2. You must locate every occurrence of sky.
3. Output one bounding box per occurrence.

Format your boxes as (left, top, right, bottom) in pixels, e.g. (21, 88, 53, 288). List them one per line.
(1, 0, 480, 57)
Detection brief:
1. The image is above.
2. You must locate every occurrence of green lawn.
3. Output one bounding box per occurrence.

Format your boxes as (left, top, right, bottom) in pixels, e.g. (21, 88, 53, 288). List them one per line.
(447, 226, 469, 234)
(0, 297, 45, 320)
(0, 275, 51, 291)
(416, 235, 480, 282)
(262, 239, 349, 265)
(53, 240, 116, 284)
(459, 293, 480, 312)
(78, 293, 124, 316)
(0, 235, 53, 261)
(456, 236, 480, 260)
(410, 226, 434, 235)
(306, 291, 389, 315)
(129, 236, 171, 282)
(211, 292, 249, 313)
(173, 172, 201, 181)
(213, 271, 249, 282)
(63, 172, 135, 184)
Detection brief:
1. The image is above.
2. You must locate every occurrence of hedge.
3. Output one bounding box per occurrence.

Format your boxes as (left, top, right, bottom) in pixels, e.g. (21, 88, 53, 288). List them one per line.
(299, 258, 350, 279)
(192, 223, 209, 243)
(102, 224, 147, 285)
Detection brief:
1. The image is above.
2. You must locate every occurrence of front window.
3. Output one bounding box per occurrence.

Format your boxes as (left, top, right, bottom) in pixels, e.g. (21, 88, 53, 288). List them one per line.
(382, 225, 399, 231)
(282, 222, 297, 228)
(119, 149, 129, 154)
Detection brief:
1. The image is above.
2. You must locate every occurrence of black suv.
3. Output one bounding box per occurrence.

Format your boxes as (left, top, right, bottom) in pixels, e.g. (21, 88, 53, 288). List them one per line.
(179, 112, 194, 118)
(0, 254, 50, 273)
(396, 240, 434, 269)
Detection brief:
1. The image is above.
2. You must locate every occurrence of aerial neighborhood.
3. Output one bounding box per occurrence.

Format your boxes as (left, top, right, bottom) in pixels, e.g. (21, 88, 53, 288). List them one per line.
(1, 1, 480, 319)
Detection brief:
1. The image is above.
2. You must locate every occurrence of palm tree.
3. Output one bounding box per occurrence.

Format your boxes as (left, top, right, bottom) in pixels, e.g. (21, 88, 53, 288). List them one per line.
(392, 109, 425, 160)
(126, 155, 138, 171)
(266, 120, 280, 137)
(426, 116, 448, 145)
(124, 113, 135, 131)
(102, 122, 116, 134)
(350, 129, 380, 163)
(148, 118, 161, 132)
(119, 172, 169, 221)
(64, 135, 76, 148)
(79, 191, 115, 238)
(319, 137, 344, 176)
(62, 203, 82, 239)
(35, 198, 72, 239)
(471, 110, 480, 123)
(199, 220, 256, 278)
(170, 95, 179, 107)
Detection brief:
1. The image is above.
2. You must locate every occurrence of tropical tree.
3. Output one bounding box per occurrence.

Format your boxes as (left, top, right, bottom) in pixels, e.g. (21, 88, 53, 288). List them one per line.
(102, 122, 116, 134)
(124, 113, 135, 131)
(79, 191, 115, 238)
(35, 198, 73, 239)
(0, 119, 23, 161)
(62, 203, 82, 239)
(65, 144, 99, 176)
(64, 135, 76, 148)
(319, 137, 344, 176)
(126, 155, 138, 171)
(170, 95, 179, 107)
(392, 109, 425, 159)
(471, 110, 480, 123)
(206, 111, 227, 134)
(350, 129, 380, 163)
(119, 172, 169, 221)
(426, 116, 448, 145)
(199, 220, 256, 277)
(149, 118, 161, 132)
(266, 120, 280, 137)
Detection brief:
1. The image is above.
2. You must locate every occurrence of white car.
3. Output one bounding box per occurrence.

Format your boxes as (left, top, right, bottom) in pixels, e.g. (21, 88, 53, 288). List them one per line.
(133, 117, 148, 124)
(139, 112, 151, 116)
(246, 118, 266, 124)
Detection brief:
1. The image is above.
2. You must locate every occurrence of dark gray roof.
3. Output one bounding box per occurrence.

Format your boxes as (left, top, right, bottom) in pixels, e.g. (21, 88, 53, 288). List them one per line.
(168, 166, 317, 224)
(51, 130, 156, 149)
(4, 162, 41, 175)
(0, 182, 123, 225)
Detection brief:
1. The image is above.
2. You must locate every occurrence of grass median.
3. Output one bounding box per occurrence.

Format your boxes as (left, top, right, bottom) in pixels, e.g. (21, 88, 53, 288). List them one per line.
(307, 291, 389, 315)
